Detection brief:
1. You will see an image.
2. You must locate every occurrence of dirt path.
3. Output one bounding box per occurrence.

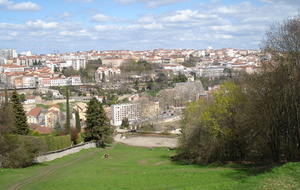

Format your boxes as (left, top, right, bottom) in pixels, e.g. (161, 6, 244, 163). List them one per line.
(114, 134, 179, 148)
(8, 148, 106, 190)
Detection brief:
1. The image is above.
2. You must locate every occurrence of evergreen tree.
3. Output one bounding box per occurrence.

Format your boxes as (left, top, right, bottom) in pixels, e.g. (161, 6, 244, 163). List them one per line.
(84, 97, 112, 143)
(10, 89, 29, 135)
(75, 110, 81, 133)
(121, 117, 129, 129)
(64, 87, 71, 134)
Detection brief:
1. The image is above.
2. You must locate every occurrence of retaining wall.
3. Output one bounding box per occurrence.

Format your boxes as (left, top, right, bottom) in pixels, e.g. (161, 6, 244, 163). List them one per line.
(34, 142, 97, 163)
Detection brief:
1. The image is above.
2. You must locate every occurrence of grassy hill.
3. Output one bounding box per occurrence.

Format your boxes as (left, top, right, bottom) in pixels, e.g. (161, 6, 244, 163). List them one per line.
(0, 144, 299, 189)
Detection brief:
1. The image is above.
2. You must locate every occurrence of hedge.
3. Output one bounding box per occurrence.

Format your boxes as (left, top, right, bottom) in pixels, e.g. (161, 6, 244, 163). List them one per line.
(39, 135, 71, 151)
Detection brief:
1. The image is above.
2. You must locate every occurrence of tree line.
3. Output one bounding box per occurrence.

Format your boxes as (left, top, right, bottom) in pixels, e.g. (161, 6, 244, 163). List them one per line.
(177, 15, 300, 164)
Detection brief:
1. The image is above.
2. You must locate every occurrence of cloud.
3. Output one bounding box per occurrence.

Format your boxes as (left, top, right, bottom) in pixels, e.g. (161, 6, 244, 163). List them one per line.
(64, 0, 93, 3)
(25, 20, 58, 29)
(257, 0, 299, 5)
(57, 12, 73, 21)
(0, 0, 42, 11)
(91, 14, 115, 23)
(114, 0, 188, 8)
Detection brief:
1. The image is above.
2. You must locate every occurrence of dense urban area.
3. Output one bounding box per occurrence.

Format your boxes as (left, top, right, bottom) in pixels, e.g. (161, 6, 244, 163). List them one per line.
(0, 47, 259, 131)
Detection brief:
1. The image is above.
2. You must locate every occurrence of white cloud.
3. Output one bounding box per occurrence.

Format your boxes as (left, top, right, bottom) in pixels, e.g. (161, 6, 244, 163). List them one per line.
(26, 20, 58, 29)
(64, 0, 93, 3)
(57, 12, 73, 21)
(3, 1, 42, 11)
(114, 0, 188, 8)
(136, 15, 155, 23)
(91, 14, 115, 23)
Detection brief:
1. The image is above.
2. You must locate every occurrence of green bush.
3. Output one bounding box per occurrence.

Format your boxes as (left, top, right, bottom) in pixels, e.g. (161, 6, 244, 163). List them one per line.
(0, 135, 46, 168)
(39, 135, 71, 151)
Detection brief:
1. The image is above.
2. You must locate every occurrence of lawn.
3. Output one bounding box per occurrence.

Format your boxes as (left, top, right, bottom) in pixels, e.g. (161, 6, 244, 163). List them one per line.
(0, 144, 299, 190)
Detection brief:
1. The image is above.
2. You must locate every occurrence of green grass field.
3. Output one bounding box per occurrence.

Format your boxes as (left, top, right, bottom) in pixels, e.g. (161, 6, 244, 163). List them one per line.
(0, 144, 299, 190)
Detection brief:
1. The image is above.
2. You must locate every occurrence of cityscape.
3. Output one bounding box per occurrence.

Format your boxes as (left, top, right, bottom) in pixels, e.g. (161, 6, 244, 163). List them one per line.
(0, 47, 259, 133)
(1, 0, 299, 188)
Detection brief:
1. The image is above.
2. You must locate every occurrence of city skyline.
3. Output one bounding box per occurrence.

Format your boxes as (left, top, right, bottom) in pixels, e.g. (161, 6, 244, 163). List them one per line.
(0, 0, 299, 54)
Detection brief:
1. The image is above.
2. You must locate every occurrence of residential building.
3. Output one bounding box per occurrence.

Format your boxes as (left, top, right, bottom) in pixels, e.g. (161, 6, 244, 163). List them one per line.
(27, 107, 42, 124)
(0, 49, 17, 59)
(95, 67, 121, 82)
(45, 110, 59, 128)
(111, 103, 141, 126)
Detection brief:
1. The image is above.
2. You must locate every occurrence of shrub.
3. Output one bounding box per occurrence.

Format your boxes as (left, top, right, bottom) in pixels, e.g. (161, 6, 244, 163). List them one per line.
(39, 135, 71, 151)
(0, 135, 46, 168)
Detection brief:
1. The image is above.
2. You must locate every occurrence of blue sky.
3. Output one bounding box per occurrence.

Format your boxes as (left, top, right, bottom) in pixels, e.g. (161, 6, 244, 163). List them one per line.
(0, 0, 299, 54)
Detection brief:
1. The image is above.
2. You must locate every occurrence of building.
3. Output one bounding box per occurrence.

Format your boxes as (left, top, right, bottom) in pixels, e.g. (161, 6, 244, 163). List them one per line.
(72, 59, 86, 70)
(95, 67, 121, 82)
(111, 103, 140, 126)
(0, 49, 17, 59)
(27, 107, 42, 124)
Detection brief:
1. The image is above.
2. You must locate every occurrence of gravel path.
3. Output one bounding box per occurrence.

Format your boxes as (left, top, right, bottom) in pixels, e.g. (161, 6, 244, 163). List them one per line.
(114, 134, 179, 148)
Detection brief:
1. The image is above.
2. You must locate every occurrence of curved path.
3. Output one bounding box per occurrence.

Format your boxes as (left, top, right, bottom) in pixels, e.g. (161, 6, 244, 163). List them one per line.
(8, 147, 107, 190)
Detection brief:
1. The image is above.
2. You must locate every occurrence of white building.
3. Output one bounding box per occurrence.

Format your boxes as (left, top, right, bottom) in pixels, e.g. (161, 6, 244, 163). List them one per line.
(95, 67, 121, 82)
(111, 103, 140, 126)
(0, 49, 17, 59)
(163, 64, 185, 73)
(72, 59, 86, 70)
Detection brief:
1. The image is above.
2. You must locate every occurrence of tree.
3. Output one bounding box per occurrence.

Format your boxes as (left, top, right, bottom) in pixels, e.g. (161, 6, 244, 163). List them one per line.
(10, 89, 29, 135)
(201, 83, 247, 161)
(248, 14, 300, 162)
(121, 118, 129, 129)
(0, 88, 14, 134)
(64, 87, 70, 135)
(75, 110, 81, 133)
(84, 97, 112, 144)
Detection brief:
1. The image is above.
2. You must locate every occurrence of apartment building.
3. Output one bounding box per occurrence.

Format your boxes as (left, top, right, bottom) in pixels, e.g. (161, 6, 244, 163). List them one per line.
(0, 49, 17, 59)
(111, 103, 140, 126)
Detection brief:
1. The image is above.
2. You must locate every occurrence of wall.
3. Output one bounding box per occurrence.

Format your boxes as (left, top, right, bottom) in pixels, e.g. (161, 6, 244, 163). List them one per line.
(34, 142, 96, 163)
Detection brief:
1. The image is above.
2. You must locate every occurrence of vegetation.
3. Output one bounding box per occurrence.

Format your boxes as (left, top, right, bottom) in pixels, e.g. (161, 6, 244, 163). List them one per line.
(84, 97, 112, 144)
(39, 134, 71, 151)
(120, 59, 159, 73)
(177, 15, 300, 164)
(120, 117, 129, 129)
(0, 144, 299, 189)
(0, 89, 45, 168)
(64, 87, 70, 135)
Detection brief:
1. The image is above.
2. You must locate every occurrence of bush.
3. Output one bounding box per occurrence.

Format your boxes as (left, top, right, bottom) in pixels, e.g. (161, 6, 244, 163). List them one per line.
(39, 135, 71, 151)
(0, 135, 46, 168)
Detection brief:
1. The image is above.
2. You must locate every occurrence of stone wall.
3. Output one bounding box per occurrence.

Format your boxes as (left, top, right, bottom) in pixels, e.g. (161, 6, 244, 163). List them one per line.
(34, 142, 97, 163)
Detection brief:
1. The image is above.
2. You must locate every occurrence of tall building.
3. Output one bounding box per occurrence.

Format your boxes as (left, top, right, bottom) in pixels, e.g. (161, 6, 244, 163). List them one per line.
(111, 103, 140, 126)
(0, 49, 17, 59)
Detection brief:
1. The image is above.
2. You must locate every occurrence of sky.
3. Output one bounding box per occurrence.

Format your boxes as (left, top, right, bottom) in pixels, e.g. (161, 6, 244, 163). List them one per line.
(0, 0, 299, 54)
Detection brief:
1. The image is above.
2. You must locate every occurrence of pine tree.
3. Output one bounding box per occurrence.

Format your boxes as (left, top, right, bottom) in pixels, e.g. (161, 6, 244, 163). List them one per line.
(84, 97, 111, 143)
(10, 89, 29, 135)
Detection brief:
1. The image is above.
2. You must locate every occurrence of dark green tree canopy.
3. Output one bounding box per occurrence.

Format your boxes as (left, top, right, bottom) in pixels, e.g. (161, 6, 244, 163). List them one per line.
(10, 89, 29, 135)
(84, 97, 112, 143)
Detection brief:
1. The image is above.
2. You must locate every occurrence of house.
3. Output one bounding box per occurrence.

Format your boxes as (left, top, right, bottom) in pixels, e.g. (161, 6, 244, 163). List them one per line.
(95, 67, 121, 82)
(27, 107, 42, 124)
(163, 64, 185, 73)
(49, 104, 60, 112)
(24, 96, 36, 104)
(73, 102, 87, 122)
(45, 110, 59, 128)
